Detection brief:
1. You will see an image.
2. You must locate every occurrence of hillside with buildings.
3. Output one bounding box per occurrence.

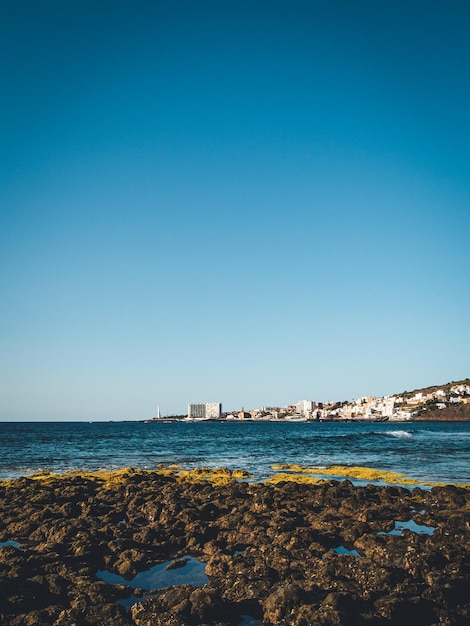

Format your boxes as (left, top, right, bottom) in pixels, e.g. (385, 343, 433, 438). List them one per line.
(297, 377, 463, 422)
(405, 379, 470, 421)
(316, 378, 470, 422)
(240, 378, 470, 422)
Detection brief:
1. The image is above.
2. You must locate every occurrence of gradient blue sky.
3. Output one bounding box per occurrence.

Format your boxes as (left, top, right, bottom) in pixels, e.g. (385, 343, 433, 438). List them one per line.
(1, 1, 469, 420)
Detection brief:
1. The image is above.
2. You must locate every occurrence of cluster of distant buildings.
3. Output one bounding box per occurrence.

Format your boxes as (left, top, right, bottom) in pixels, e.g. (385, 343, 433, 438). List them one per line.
(186, 401, 315, 421)
(183, 383, 470, 422)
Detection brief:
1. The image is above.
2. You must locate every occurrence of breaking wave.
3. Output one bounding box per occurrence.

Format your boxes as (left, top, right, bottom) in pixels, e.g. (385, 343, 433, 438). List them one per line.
(384, 430, 413, 439)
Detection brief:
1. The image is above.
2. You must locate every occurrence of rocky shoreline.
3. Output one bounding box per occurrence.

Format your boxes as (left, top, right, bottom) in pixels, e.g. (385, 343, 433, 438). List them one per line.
(1, 470, 469, 625)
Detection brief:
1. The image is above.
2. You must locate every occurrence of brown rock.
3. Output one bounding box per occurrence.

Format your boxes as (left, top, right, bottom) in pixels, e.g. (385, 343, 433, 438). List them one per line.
(263, 583, 305, 624)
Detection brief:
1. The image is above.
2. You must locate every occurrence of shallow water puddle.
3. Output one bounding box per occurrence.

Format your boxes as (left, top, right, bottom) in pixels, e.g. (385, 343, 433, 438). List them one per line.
(97, 555, 208, 589)
(378, 519, 437, 536)
(97, 555, 208, 609)
(0, 540, 22, 550)
(330, 545, 362, 557)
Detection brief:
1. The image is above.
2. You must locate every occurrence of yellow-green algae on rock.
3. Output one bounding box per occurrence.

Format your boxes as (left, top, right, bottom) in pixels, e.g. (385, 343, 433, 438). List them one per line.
(269, 463, 434, 486)
(267, 463, 470, 489)
(313, 465, 425, 485)
(0, 466, 255, 488)
(2, 466, 467, 489)
(25, 467, 165, 485)
(264, 472, 323, 485)
(176, 467, 254, 485)
(0, 467, 173, 488)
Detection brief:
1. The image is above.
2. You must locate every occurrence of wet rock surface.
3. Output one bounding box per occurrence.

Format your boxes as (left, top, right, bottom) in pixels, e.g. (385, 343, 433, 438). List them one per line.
(0, 473, 469, 625)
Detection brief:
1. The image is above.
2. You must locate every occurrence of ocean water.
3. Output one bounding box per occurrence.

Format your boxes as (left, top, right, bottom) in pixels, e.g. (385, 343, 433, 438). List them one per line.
(1, 421, 469, 485)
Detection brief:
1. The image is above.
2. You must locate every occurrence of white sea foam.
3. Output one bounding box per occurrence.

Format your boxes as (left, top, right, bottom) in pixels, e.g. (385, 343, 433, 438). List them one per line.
(384, 430, 413, 439)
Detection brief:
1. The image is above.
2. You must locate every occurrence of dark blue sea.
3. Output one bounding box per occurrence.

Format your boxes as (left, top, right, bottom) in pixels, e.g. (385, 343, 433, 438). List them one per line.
(1, 421, 469, 486)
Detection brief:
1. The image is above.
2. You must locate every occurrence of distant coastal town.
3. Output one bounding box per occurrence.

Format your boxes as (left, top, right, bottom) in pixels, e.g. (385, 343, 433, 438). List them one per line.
(149, 378, 470, 423)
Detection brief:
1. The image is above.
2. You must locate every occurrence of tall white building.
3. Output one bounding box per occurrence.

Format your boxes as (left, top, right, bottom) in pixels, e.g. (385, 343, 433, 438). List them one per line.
(205, 402, 222, 418)
(187, 402, 222, 419)
(383, 397, 395, 418)
(296, 400, 314, 415)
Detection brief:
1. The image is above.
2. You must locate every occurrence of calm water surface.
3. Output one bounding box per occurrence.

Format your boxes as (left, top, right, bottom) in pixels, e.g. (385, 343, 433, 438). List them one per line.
(1, 421, 469, 485)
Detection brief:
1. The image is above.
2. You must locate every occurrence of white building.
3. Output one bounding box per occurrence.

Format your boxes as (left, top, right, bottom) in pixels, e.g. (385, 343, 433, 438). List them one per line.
(187, 402, 222, 419)
(296, 400, 314, 416)
(205, 402, 222, 418)
(382, 397, 395, 418)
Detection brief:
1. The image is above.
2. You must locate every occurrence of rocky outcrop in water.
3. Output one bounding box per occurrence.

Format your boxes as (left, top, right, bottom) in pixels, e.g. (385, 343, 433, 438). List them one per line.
(0, 471, 469, 625)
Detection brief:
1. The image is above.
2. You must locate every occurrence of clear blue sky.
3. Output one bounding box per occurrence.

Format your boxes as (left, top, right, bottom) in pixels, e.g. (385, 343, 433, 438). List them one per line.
(1, 1, 469, 420)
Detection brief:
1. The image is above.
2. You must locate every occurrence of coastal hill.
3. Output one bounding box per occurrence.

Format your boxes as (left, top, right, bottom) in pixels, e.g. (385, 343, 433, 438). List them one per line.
(321, 377, 470, 422)
(398, 378, 470, 421)
(413, 401, 470, 421)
